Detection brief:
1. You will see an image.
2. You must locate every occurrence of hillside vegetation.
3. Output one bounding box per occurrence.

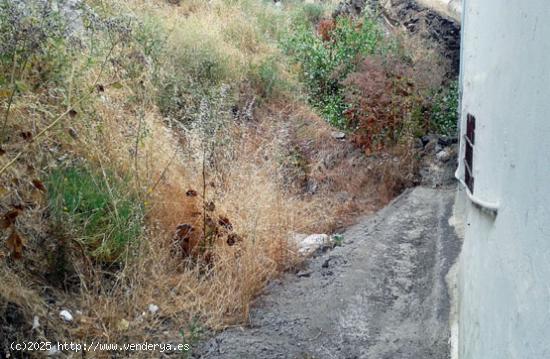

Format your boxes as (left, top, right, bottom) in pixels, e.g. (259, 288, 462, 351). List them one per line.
(0, 0, 457, 354)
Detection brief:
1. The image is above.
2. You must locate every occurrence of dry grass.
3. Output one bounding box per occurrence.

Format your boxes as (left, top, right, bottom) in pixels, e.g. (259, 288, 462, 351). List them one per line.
(394, 30, 450, 92)
(0, 81, 314, 348)
(0, 0, 323, 351)
(0, 0, 423, 356)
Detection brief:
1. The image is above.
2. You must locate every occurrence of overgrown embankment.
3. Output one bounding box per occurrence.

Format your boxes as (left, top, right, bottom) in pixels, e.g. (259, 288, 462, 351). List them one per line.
(0, 0, 458, 356)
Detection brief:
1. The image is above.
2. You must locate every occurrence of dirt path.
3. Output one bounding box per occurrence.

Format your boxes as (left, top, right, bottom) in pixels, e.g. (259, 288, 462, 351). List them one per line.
(195, 186, 461, 359)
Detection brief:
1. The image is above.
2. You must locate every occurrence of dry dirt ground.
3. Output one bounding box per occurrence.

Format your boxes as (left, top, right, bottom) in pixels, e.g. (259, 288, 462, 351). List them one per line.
(194, 185, 461, 359)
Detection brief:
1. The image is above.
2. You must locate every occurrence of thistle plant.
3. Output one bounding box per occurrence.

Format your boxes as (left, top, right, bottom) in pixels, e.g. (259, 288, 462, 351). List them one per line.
(0, 0, 67, 141)
(182, 84, 239, 247)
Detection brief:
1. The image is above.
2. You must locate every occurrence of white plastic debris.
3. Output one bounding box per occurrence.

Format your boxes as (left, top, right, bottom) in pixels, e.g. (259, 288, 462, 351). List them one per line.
(32, 316, 40, 330)
(59, 310, 73, 322)
(148, 304, 159, 314)
(47, 344, 61, 356)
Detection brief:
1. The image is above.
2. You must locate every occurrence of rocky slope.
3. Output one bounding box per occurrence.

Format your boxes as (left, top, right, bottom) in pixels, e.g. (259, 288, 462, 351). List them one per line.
(336, 0, 461, 76)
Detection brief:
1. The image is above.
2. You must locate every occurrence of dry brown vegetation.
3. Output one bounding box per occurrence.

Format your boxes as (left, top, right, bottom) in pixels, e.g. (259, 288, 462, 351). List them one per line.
(0, 0, 453, 356)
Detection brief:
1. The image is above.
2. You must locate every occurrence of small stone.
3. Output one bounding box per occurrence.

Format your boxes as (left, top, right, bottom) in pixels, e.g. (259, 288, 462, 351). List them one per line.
(117, 318, 130, 331)
(437, 136, 451, 147)
(436, 149, 451, 163)
(306, 179, 318, 195)
(68, 127, 78, 139)
(297, 270, 312, 278)
(331, 131, 346, 140)
(148, 304, 159, 314)
(59, 310, 73, 322)
(57, 154, 68, 162)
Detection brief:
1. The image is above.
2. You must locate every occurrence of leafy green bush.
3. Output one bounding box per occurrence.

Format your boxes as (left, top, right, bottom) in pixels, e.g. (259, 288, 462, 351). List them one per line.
(284, 14, 384, 128)
(321, 92, 349, 128)
(47, 166, 144, 262)
(430, 80, 459, 136)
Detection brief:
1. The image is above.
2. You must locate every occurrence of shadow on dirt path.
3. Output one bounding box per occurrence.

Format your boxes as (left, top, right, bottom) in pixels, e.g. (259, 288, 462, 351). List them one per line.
(195, 186, 461, 359)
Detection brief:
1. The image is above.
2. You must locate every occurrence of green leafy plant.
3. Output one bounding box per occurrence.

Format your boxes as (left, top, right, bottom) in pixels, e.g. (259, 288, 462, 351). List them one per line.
(321, 92, 349, 128)
(332, 234, 344, 247)
(430, 80, 459, 136)
(47, 166, 144, 262)
(284, 13, 384, 129)
(179, 317, 204, 359)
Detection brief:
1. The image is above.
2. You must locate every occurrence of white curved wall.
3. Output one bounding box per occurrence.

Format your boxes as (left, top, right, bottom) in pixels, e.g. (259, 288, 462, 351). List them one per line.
(458, 0, 550, 358)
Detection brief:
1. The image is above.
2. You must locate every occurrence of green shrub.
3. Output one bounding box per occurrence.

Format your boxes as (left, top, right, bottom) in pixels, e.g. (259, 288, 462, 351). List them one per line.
(284, 13, 384, 128)
(430, 80, 459, 136)
(250, 57, 290, 98)
(301, 3, 325, 25)
(47, 166, 144, 262)
(321, 92, 349, 129)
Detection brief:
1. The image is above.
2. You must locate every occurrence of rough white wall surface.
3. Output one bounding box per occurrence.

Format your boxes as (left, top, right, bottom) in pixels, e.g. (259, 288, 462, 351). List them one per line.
(457, 0, 550, 358)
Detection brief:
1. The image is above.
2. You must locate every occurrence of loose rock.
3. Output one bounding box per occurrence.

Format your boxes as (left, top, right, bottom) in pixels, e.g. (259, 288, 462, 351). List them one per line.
(148, 304, 159, 314)
(436, 149, 451, 162)
(117, 318, 130, 331)
(292, 233, 331, 255)
(59, 310, 73, 322)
